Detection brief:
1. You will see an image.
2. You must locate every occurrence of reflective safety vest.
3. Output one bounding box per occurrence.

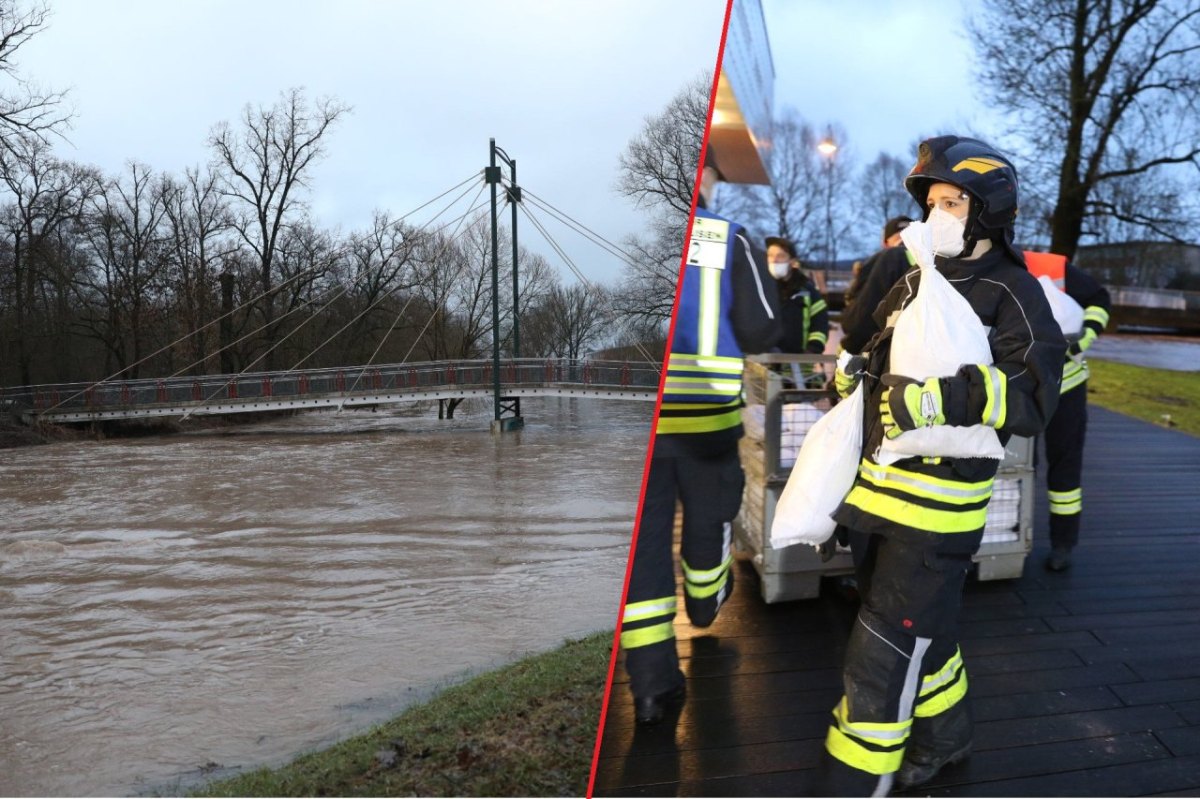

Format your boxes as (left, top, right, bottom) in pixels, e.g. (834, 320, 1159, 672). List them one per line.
(1024, 250, 1093, 393)
(657, 207, 745, 436)
(1024, 250, 1066, 290)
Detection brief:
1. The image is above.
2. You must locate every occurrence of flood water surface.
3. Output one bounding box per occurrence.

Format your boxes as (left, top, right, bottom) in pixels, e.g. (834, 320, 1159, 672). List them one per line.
(0, 398, 649, 796)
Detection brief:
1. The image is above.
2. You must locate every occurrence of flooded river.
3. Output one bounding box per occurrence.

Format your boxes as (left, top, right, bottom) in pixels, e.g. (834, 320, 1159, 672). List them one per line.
(0, 397, 650, 796)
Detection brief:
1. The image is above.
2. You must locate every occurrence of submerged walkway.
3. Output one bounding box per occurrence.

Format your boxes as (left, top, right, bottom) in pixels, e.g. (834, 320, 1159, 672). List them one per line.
(595, 406, 1200, 796)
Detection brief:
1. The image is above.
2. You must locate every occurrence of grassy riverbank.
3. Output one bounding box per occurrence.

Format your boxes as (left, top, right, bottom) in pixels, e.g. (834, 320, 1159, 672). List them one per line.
(192, 631, 614, 797)
(1086, 358, 1200, 436)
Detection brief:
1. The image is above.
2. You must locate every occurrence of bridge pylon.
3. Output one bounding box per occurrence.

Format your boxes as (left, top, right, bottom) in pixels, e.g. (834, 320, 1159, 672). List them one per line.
(487, 138, 524, 433)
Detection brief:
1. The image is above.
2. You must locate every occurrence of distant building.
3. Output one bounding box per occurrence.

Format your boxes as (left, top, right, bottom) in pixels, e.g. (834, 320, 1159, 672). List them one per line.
(1074, 241, 1200, 292)
(709, 0, 773, 186)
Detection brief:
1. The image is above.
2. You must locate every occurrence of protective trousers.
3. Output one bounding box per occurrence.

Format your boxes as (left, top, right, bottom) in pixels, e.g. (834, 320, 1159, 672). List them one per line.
(621, 447, 744, 699)
(1043, 382, 1087, 549)
(823, 532, 974, 796)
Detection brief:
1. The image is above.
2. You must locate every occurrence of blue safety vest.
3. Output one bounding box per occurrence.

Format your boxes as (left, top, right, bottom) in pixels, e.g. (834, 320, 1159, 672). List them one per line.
(657, 208, 746, 436)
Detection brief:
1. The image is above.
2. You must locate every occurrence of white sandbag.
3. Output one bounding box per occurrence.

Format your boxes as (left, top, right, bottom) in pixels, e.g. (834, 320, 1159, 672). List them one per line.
(770, 383, 863, 549)
(1037, 274, 1084, 339)
(878, 222, 1004, 465)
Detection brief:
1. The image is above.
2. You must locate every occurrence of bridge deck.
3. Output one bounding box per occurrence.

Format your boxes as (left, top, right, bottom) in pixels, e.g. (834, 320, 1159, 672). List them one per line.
(594, 406, 1200, 797)
(2, 359, 660, 422)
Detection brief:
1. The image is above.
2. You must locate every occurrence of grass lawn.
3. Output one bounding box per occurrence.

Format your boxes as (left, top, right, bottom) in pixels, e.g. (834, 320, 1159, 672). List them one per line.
(1085, 358, 1200, 437)
(193, 631, 614, 797)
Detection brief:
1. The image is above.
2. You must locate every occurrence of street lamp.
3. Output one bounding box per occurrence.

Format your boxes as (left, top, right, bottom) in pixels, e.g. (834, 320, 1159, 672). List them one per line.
(817, 133, 838, 267)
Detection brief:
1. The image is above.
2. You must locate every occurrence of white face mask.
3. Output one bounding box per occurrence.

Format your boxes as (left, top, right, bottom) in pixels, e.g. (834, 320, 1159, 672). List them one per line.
(769, 261, 790, 280)
(928, 205, 967, 257)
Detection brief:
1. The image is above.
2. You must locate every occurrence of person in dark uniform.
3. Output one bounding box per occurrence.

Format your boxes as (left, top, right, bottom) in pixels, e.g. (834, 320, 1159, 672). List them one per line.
(1023, 251, 1112, 572)
(840, 216, 917, 355)
(764, 236, 829, 358)
(618, 148, 780, 725)
(823, 136, 1066, 794)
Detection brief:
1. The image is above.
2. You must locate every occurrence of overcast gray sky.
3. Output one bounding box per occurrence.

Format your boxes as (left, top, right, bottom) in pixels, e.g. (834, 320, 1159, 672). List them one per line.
(19, 0, 728, 284)
(762, 0, 1000, 174)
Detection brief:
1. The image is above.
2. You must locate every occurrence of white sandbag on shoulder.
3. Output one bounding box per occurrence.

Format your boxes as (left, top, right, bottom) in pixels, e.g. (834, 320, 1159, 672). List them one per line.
(877, 222, 1004, 465)
(1037, 274, 1084, 339)
(770, 382, 863, 549)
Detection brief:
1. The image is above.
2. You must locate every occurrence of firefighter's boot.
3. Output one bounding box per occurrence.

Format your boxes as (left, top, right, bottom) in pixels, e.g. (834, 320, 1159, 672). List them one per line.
(896, 700, 973, 788)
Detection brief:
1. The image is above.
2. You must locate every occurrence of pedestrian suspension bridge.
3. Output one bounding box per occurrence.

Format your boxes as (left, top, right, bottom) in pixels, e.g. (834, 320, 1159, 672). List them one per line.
(3, 139, 664, 430)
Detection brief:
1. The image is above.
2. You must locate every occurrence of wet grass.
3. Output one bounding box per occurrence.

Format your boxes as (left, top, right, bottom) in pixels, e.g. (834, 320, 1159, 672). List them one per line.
(1086, 358, 1200, 436)
(191, 630, 614, 797)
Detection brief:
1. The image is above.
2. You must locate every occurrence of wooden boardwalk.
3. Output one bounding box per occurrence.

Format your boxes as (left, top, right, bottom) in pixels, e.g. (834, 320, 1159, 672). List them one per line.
(595, 406, 1200, 797)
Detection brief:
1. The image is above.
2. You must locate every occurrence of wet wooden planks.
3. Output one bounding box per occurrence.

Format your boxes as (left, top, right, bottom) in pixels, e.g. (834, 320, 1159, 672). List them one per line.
(594, 407, 1200, 797)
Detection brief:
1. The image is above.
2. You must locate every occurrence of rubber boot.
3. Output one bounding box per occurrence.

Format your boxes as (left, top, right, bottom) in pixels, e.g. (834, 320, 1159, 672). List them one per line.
(684, 563, 733, 629)
(1045, 545, 1072, 572)
(896, 701, 973, 788)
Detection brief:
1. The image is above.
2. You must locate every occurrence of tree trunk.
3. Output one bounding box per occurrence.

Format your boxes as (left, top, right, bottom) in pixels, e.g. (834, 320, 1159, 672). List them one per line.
(220, 271, 235, 375)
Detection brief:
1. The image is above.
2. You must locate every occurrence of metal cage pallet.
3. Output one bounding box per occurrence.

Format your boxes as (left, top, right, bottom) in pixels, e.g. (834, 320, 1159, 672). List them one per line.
(734, 354, 1034, 603)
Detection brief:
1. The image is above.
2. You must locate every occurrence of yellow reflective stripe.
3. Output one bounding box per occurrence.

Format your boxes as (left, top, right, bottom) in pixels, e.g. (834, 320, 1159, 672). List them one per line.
(915, 670, 968, 717)
(1048, 488, 1082, 502)
(1061, 360, 1090, 393)
(667, 354, 743, 373)
(919, 649, 964, 696)
(1083, 306, 1110, 327)
(1049, 488, 1083, 515)
(622, 596, 677, 623)
(809, 331, 829, 345)
(656, 407, 743, 435)
(826, 726, 907, 774)
(698, 264, 721, 356)
(620, 621, 675, 650)
(825, 697, 910, 774)
(658, 400, 741, 410)
(685, 569, 729, 599)
(810, 299, 828, 316)
(844, 484, 989, 533)
(977, 365, 1007, 429)
(952, 156, 1007, 174)
(682, 555, 732, 585)
(834, 697, 912, 745)
(663, 377, 742, 394)
(859, 460, 994, 504)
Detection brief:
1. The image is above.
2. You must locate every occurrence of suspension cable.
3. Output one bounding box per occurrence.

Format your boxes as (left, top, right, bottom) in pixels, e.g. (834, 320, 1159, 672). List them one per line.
(170, 178, 484, 383)
(515, 199, 662, 369)
(39, 171, 483, 415)
(179, 187, 491, 421)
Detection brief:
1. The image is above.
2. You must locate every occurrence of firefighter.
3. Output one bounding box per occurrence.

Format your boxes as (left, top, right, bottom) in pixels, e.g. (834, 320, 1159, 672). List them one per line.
(841, 216, 918, 355)
(619, 148, 780, 725)
(1023, 251, 1112, 572)
(824, 136, 1066, 794)
(765, 236, 829, 356)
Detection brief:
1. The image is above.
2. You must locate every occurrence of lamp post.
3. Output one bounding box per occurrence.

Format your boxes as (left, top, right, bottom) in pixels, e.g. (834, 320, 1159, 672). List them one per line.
(817, 133, 838, 267)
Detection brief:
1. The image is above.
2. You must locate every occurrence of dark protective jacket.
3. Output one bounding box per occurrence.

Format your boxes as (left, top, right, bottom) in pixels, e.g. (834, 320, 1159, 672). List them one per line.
(840, 246, 915, 354)
(655, 207, 781, 458)
(832, 246, 1067, 554)
(776, 269, 830, 354)
(1061, 263, 1112, 393)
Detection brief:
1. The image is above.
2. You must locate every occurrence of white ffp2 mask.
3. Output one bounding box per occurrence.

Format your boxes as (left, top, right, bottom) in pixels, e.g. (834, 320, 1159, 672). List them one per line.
(769, 261, 790, 280)
(928, 206, 967, 257)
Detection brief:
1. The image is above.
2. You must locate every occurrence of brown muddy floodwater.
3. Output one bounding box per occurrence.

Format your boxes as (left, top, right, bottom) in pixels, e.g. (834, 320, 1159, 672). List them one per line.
(0, 397, 650, 796)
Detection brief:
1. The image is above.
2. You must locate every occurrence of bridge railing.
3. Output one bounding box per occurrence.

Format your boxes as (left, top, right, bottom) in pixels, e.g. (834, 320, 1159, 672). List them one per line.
(1, 358, 662, 417)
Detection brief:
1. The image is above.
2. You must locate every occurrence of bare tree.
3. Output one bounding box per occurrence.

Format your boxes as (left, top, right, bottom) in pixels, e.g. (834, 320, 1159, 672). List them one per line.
(523, 281, 611, 360)
(0, 139, 94, 383)
(160, 167, 231, 374)
(615, 72, 710, 217)
(209, 88, 349, 368)
(0, 1, 70, 156)
(971, 0, 1200, 257)
(611, 215, 685, 331)
(858, 152, 917, 231)
(77, 162, 168, 378)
